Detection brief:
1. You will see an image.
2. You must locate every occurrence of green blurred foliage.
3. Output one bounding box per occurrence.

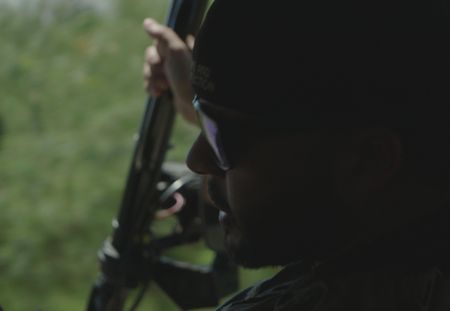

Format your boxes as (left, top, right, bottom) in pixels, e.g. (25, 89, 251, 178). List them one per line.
(0, 0, 278, 310)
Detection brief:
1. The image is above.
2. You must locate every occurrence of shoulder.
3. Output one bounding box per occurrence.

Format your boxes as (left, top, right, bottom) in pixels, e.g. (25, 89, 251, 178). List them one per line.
(317, 266, 450, 311)
(217, 261, 317, 311)
(217, 264, 450, 311)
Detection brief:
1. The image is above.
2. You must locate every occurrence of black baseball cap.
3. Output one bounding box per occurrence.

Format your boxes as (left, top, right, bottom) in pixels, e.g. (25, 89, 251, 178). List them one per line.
(192, 0, 450, 127)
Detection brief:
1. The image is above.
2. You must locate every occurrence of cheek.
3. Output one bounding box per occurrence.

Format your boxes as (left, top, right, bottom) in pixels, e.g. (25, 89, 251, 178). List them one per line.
(224, 137, 342, 239)
(225, 149, 310, 229)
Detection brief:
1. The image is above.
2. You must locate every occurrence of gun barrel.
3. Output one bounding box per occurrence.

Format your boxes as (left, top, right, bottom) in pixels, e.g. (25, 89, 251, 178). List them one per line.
(86, 1, 209, 310)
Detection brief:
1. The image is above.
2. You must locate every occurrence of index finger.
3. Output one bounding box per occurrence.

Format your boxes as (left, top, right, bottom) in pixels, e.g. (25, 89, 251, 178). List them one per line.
(143, 18, 184, 56)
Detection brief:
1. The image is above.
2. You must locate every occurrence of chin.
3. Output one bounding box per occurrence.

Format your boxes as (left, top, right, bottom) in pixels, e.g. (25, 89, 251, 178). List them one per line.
(224, 232, 300, 268)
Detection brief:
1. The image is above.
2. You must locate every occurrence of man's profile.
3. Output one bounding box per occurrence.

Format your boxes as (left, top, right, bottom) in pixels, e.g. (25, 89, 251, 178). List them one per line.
(144, 0, 450, 309)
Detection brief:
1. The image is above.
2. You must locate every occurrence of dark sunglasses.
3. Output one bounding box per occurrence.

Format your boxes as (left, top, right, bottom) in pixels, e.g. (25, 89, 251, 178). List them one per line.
(193, 95, 349, 171)
(193, 96, 234, 170)
(193, 96, 300, 171)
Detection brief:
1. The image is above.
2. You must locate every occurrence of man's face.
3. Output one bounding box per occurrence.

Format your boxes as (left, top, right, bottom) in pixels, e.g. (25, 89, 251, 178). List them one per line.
(186, 104, 356, 268)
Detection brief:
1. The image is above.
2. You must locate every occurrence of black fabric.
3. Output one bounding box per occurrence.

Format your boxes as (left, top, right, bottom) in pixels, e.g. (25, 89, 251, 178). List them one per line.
(314, 204, 450, 279)
(192, 0, 450, 125)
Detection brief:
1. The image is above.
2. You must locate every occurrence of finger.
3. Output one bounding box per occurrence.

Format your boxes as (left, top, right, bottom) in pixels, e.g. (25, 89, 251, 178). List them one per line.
(144, 80, 156, 95)
(143, 61, 151, 80)
(144, 61, 166, 82)
(145, 78, 169, 97)
(186, 34, 195, 51)
(145, 83, 163, 97)
(143, 58, 170, 96)
(145, 45, 161, 66)
(143, 18, 185, 57)
(154, 192, 185, 220)
(143, 46, 164, 80)
(150, 75, 170, 90)
(145, 69, 170, 93)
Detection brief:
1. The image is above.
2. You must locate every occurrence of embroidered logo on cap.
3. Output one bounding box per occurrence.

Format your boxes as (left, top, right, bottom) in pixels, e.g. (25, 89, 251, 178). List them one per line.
(192, 62, 216, 94)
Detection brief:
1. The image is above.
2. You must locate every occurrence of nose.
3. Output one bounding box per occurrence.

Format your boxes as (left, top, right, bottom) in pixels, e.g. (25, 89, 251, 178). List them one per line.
(186, 133, 225, 176)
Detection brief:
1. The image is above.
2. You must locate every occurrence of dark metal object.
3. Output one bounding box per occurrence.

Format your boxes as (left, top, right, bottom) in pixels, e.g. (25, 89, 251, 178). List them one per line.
(86, 1, 238, 310)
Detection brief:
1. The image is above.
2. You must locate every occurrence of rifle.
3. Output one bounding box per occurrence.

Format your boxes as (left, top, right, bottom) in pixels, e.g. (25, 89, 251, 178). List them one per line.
(86, 1, 238, 310)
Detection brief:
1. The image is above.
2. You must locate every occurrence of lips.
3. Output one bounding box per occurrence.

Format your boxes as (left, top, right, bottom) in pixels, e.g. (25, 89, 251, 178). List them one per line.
(207, 178, 231, 214)
(218, 210, 235, 231)
(206, 178, 236, 231)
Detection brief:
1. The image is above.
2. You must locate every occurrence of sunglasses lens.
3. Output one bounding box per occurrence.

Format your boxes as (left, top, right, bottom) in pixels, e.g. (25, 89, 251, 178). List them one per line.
(197, 110, 231, 170)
